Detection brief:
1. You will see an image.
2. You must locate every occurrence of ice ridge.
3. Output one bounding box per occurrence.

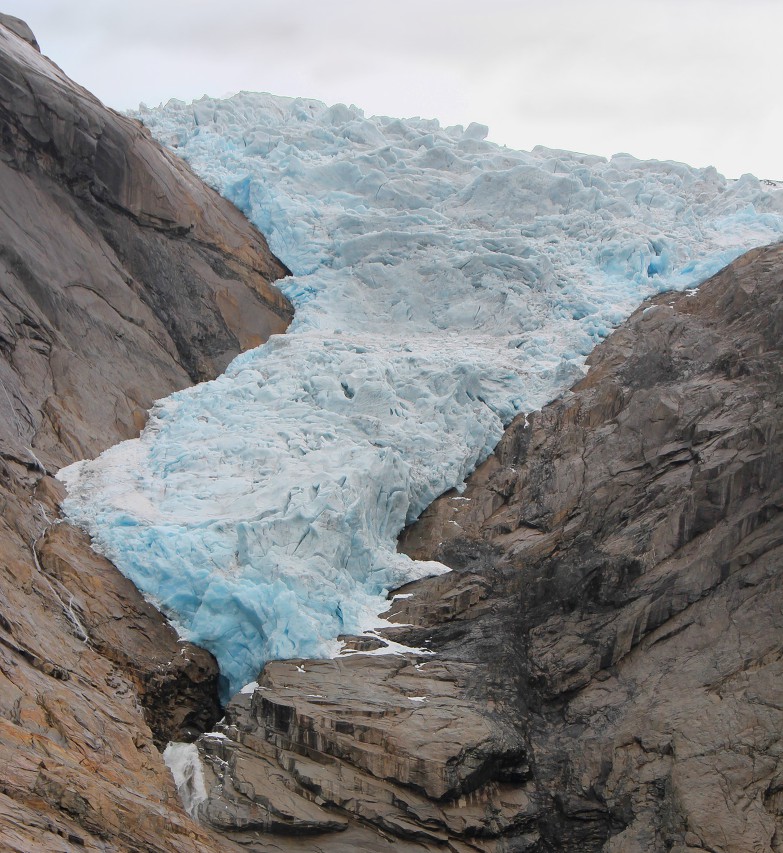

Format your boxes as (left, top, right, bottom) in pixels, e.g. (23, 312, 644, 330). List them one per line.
(59, 92, 783, 697)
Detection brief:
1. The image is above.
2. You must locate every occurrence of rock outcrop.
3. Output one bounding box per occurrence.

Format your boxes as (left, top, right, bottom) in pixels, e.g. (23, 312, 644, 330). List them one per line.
(398, 240, 783, 851)
(0, 19, 291, 852)
(194, 241, 782, 852)
(0, 14, 37, 50)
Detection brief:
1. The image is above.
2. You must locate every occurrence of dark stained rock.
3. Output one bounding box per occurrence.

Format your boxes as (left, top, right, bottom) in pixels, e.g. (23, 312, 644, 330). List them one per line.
(0, 17, 290, 853)
(36, 522, 222, 748)
(198, 241, 783, 852)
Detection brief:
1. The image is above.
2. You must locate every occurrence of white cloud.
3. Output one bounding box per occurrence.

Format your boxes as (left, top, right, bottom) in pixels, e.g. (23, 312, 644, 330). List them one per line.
(4, 0, 781, 178)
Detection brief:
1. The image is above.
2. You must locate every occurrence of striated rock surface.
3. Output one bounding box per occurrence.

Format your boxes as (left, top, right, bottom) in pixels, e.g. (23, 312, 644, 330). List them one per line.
(0, 18, 290, 852)
(0, 21, 291, 467)
(196, 241, 782, 852)
(196, 654, 534, 851)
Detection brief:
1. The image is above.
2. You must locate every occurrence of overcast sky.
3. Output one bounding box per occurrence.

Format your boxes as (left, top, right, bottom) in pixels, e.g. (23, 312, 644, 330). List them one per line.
(7, 1, 781, 179)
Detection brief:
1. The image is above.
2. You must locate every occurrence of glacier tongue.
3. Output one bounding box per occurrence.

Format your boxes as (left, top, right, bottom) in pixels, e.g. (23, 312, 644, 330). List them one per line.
(59, 93, 783, 697)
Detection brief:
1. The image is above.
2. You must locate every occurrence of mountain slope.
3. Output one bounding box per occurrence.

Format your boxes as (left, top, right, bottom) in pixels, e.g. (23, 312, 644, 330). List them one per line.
(399, 239, 783, 851)
(0, 19, 291, 852)
(1, 13, 781, 853)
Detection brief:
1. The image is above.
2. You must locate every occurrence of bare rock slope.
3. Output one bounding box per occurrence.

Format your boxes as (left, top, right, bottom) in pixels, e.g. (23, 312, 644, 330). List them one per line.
(398, 240, 783, 851)
(0, 19, 291, 852)
(198, 242, 782, 852)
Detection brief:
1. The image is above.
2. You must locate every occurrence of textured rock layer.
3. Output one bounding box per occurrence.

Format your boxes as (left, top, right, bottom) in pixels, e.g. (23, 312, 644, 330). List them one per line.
(397, 239, 783, 851)
(0, 19, 290, 852)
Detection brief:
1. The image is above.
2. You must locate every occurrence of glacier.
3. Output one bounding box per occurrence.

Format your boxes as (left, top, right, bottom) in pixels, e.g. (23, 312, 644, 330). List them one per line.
(59, 92, 783, 697)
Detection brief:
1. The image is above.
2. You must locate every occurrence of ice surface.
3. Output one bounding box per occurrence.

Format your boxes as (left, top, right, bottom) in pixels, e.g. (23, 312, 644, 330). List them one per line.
(59, 92, 783, 697)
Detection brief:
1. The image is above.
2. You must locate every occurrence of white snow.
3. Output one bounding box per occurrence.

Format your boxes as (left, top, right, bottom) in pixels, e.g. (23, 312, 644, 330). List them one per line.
(338, 630, 435, 659)
(59, 92, 783, 698)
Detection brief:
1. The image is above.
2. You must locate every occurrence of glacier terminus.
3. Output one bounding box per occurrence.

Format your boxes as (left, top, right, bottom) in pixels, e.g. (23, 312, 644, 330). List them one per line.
(59, 92, 783, 696)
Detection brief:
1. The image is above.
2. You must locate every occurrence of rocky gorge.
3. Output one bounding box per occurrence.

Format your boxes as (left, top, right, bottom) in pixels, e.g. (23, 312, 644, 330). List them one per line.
(0, 13, 781, 853)
(186, 237, 783, 853)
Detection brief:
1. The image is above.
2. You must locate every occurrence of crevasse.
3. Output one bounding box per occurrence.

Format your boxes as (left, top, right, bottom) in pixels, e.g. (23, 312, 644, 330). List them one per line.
(59, 93, 783, 696)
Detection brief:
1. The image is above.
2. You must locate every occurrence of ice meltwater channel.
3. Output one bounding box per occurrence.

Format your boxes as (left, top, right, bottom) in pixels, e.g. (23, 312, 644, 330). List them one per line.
(59, 93, 783, 696)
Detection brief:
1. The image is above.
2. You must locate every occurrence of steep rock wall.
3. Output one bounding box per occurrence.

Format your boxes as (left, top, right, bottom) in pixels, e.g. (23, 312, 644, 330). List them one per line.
(0, 19, 291, 852)
(397, 239, 783, 851)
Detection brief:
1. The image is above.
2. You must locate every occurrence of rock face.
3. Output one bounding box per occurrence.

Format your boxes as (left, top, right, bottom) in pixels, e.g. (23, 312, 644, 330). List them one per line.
(0, 23, 291, 467)
(0, 19, 290, 852)
(196, 655, 533, 851)
(0, 14, 38, 50)
(398, 240, 783, 851)
(196, 241, 783, 852)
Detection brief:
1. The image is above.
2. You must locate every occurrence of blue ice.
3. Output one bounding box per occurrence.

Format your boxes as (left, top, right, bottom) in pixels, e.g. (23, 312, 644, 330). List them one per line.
(59, 93, 783, 697)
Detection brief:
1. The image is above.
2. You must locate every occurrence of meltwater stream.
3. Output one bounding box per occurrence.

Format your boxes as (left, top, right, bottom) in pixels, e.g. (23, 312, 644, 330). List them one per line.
(59, 93, 783, 696)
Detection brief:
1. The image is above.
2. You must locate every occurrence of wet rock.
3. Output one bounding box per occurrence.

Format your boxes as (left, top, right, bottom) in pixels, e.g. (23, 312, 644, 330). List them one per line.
(37, 523, 222, 747)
